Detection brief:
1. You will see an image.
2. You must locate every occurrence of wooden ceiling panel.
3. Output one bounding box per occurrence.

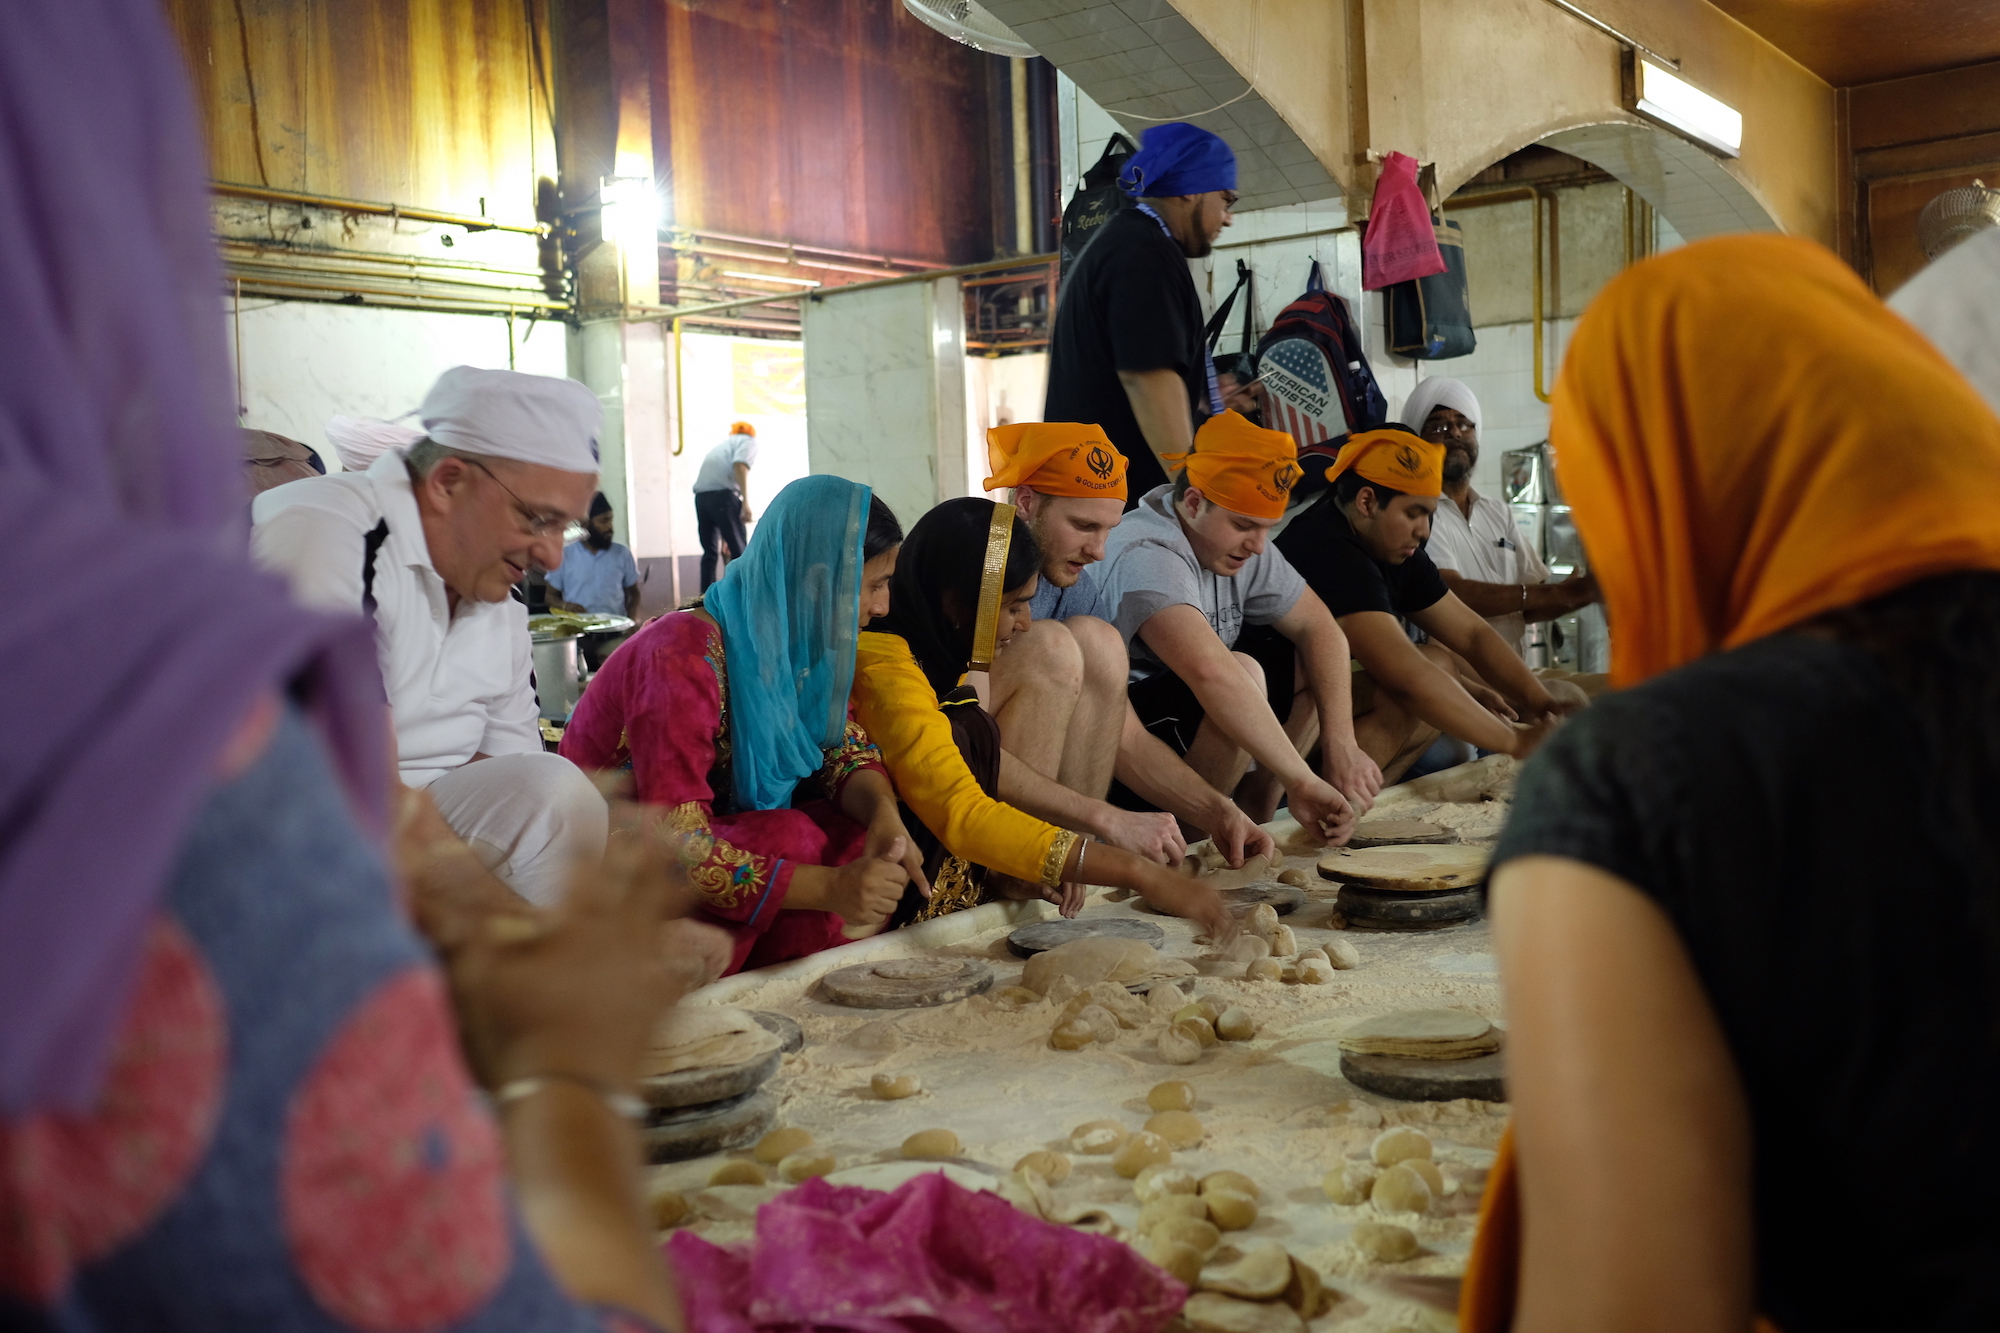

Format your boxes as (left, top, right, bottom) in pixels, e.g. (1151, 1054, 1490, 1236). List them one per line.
(1707, 0, 2000, 87)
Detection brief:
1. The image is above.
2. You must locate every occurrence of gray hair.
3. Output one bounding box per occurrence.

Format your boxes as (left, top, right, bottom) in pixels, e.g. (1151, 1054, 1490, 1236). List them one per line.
(403, 436, 493, 480)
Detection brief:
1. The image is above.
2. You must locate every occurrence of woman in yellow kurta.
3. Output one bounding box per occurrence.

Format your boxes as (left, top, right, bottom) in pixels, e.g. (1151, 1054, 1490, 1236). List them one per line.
(854, 496, 1230, 935)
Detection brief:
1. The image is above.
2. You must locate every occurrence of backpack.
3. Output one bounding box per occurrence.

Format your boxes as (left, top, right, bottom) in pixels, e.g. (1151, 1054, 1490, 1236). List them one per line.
(1386, 215, 1476, 359)
(1059, 133, 1137, 282)
(1253, 260, 1389, 450)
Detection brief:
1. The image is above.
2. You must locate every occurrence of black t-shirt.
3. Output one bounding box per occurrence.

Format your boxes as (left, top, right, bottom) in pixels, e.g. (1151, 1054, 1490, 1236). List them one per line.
(1272, 492, 1448, 620)
(1045, 207, 1208, 504)
(1495, 634, 2000, 1333)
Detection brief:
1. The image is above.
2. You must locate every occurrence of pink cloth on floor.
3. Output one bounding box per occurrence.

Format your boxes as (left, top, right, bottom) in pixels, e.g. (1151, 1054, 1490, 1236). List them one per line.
(667, 1172, 1186, 1333)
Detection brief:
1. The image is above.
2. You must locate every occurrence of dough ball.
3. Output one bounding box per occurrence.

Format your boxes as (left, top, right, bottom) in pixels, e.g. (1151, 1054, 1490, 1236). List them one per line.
(1349, 1220, 1419, 1262)
(1279, 962, 1300, 985)
(1321, 1162, 1376, 1205)
(1022, 936, 1161, 995)
(1158, 1025, 1203, 1065)
(1176, 996, 1224, 1024)
(1069, 1119, 1130, 1155)
(1175, 1017, 1219, 1048)
(1050, 1018, 1097, 1051)
(777, 1149, 837, 1183)
(1183, 1292, 1307, 1333)
(1400, 1157, 1445, 1195)
(993, 985, 1044, 1010)
(1268, 924, 1297, 958)
(1297, 958, 1336, 985)
(1138, 1193, 1209, 1229)
(1215, 1007, 1256, 1041)
(1128, 1165, 1196, 1208)
(1044, 973, 1083, 1007)
(1205, 1187, 1259, 1230)
(1112, 1131, 1173, 1178)
(1147, 1080, 1196, 1112)
(901, 1128, 961, 1159)
(1227, 934, 1273, 964)
(1140, 1235, 1204, 1286)
(1151, 1215, 1222, 1259)
(1011, 1148, 1070, 1182)
(870, 1072, 922, 1100)
(1062, 981, 1148, 1029)
(1296, 946, 1329, 965)
(753, 1127, 813, 1165)
(1370, 1162, 1434, 1215)
(1147, 981, 1187, 1017)
(1326, 938, 1361, 970)
(1199, 1169, 1260, 1199)
(708, 1160, 767, 1187)
(1244, 956, 1282, 982)
(1200, 1239, 1292, 1299)
(1282, 1255, 1328, 1318)
(1245, 903, 1281, 937)
(649, 1185, 691, 1229)
(1144, 1110, 1205, 1148)
(1370, 1126, 1434, 1166)
(1276, 867, 1311, 888)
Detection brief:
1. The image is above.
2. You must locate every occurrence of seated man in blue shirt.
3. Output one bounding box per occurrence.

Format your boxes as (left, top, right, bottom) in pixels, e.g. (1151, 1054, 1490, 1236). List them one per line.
(547, 492, 640, 620)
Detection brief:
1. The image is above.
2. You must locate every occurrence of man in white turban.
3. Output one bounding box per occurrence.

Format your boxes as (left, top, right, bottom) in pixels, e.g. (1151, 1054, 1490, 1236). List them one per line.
(252, 366, 609, 907)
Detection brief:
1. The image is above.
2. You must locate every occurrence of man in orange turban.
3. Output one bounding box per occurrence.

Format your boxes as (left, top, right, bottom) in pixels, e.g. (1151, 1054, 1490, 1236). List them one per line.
(1273, 424, 1576, 783)
(1092, 411, 1382, 844)
(976, 422, 1277, 868)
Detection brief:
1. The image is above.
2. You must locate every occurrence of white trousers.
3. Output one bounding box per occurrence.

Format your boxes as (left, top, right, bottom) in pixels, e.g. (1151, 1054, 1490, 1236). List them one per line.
(426, 752, 608, 908)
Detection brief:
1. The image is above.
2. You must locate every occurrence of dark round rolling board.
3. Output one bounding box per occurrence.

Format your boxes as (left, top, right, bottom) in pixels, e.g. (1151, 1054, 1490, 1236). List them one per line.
(820, 956, 995, 1009)
(1336, 882, 1483, 929)
(1347, 819, 1458, 849)
(751, 1010, 805, 1054)
(1134, 881, 1306, 915)
(644, 1088, 777, 1162)
(640, 1046, 782, 1111)
(1340, 1049, 1506, 1102)
(1007, 917, 1166, 957)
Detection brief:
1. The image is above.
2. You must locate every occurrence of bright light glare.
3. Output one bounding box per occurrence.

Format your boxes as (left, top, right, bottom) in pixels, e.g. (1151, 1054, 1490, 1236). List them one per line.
(1635, 61, 1741, 158)
(598, 176, 660, 253)
(719, 269, 822, 287)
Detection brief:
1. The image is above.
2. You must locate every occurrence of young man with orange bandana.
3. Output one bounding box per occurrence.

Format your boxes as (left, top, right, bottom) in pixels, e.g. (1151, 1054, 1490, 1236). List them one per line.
(977, 422, 1277, 865)
(1274, 425, 1575, 781)
(1096, 411, 1379, 843)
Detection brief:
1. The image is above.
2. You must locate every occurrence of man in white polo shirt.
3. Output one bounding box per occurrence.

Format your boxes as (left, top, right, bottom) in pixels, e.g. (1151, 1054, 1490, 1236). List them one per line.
(1402, 377, 1598, 658)
(252, 366, 608, 907)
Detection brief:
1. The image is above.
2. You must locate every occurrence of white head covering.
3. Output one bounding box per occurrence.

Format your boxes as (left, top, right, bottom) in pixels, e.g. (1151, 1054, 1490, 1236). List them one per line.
(1399, 376, 1481, 435)
(418, 366, 602, 475)
(1890, 228, 2000, 418)
(324, 415, 424, 473)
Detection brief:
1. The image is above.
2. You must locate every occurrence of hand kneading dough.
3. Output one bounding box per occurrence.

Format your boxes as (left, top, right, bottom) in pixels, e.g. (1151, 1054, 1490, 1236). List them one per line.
(1205, 1188, 1259, 1230)
(1141, 1235, 1204, 1286)
(754, 1127, 813, 1164)
(1138, 1194, 1208, 1229)
(778, 1150, 836, 1182)
(870, 1072, 922, 1099)
(1199, 1169, 1260, 1199)
(1112, 1131, 1173, 1178)
(644, 1006, 783, 1077)
(1321, 1163, 1376, 1204)
(1014, 1150, 1071, 1182)
(1070, 1119, 1129, 1154)
(1201, 1240, 1292, 1299)
(709, 1160, 767, 1186)
(901, 1128, 960, 1159)
(1267, 924, 1297, 957)
(1371, 1163, 1433, 1215)
(1350, 1220, 1419, 1262)
(1133, 1163, 1199, 1201)
(1184, 1292, 1307, 1333)
(1023, 936, 1185, 995)
(1144, 1110, 1204, 1148)
(1158, 1025, 1203, 1064)
(1215, 1007, 1257, 1041)
(1370, 1126, 1434, 1166)
(1148, 1080, 1196, 1112)
(1150, 1215, 1222, 1258)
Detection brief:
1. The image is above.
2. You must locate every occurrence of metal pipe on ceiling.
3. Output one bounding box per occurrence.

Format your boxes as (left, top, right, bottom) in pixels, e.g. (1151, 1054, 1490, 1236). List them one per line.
(213, 181, 546, 236)
(678, 227, 947, 271)
(623, 252, 1059, 326)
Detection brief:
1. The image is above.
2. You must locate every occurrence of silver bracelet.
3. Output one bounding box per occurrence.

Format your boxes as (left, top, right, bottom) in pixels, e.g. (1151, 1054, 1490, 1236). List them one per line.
(1519, 583, 1529, 610)
(1075, 837, 1088, 881)
(492, 1073, 648, 1123)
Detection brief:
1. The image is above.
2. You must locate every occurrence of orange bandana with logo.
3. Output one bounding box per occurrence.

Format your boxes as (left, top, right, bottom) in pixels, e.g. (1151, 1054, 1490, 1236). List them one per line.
(1322, 427, 1444, 498)
(983, 422, 1128, 500)
(1164, 411, 1301, 519)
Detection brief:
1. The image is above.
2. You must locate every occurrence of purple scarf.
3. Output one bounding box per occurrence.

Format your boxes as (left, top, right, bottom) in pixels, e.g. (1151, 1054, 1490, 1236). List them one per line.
(0, 0, 387, 1113)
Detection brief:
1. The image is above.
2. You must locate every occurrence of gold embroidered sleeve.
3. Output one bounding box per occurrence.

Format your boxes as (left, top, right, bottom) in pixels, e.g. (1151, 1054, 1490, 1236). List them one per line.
(1040, 829, 1081, 888)
(811, 719, 885, 799)
(655, 801, 786, 918)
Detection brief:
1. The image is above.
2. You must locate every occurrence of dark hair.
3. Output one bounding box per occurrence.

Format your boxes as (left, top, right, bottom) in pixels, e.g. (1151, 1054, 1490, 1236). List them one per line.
(1333, 469, 1405, 510)
(863, 493, 903, 562)
(872, 497, 1041, 698)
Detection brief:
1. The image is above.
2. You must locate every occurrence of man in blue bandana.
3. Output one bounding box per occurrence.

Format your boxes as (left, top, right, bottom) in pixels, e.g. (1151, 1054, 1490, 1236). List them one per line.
(1046, 122, 1238, 508)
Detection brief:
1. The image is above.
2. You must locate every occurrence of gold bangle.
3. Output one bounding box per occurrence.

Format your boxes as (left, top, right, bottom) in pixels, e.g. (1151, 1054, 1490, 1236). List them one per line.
(492, 1073, 648, 1122)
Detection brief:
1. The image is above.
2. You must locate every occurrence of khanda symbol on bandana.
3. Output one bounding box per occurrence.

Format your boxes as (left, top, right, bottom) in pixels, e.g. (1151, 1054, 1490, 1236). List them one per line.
(1087, 446, 1115, 480)
(1273, 461, 1302, 493)
(1395, 444, 1422, 476)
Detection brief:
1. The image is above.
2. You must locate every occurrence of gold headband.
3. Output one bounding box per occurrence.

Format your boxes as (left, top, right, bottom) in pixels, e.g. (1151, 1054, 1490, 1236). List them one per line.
(968, 502, 1016, 672)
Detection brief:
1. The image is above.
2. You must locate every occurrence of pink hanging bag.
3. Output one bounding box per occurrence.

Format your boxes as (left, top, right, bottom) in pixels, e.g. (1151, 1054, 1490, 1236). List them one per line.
(1362, 151, 1447, 291)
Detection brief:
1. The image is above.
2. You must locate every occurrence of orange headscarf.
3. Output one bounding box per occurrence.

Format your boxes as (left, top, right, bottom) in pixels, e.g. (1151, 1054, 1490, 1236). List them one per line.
(983, 422, 1127, 500)
(1165, 411, 1301, 519)
(1323, 426, 1444, 498)
(1554, 234, 2000, 690)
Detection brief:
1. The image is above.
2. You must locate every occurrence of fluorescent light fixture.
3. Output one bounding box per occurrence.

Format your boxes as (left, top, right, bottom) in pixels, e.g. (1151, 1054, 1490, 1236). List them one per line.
(1631, 59, 1741, 158)
(719, 269, 821, 288)
(597, 176, 660, 253)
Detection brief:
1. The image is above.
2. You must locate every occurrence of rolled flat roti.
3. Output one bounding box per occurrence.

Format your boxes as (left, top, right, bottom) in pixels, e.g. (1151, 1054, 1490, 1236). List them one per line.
(1317, 844, 1490, 892)
(644, 1005, 783, 1077)
(1337, 1008, 1502, 1059)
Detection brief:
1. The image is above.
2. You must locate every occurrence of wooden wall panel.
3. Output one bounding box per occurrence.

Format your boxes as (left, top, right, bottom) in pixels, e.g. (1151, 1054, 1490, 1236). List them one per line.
(655, 0, 1003, 265)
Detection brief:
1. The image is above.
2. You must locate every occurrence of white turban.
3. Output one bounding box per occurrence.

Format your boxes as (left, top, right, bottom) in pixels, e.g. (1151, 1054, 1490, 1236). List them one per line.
(1890, 228, 2000, 419)
(1399, 376, 1481, 435)
(419, 366, 602, 475)
(324, 415, 423, 473)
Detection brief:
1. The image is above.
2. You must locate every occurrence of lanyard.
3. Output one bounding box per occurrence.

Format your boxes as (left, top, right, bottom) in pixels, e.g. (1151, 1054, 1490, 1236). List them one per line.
(1134, 203, 1227, 418)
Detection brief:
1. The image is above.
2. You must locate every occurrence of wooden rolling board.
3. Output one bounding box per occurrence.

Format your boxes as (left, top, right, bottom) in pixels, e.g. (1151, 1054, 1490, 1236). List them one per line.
(1348, 819, 1457, 849)
(819, 956, 995, 1009)
(1007, 917, 1165, 957)
(1340, 1050, 1506, 1103)
(1318, 844, 1489, 892)
(640, 1046, 782, 1111)
(644, 1089, 776, 1162)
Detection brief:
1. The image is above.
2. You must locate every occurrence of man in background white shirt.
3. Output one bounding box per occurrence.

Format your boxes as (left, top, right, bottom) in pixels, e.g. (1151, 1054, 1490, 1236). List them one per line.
(252, 365, 608, 906)
(693, 421, 757, 589)
(1403, 377, 1598, 658)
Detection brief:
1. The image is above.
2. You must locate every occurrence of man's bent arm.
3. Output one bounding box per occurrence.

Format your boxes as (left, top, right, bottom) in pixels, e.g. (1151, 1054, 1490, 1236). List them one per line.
(1112, 706, 1257, 844)
(1137, 603, 1313, 786)
(1411, 593, 1562, 717)
(1343, 609, 1522, 753)
(1117, 368, 1196, 478)
(1438, 568, 1594, 622)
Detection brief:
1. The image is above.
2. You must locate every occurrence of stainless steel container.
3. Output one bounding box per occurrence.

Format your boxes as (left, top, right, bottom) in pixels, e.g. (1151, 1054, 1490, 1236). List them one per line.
(531, 633, 583, 721)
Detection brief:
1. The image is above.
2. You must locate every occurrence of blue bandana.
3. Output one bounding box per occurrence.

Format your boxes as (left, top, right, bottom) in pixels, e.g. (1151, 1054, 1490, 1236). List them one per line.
(1118, 122, 1237, 198)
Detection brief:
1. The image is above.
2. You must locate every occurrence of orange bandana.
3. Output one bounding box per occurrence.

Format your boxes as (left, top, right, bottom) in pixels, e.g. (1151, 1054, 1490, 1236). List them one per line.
(1322, 427, 1444, 498)
(1554, 234, 2000, 689)
(1165, 411, 1301, 519)
(983, 422, 1128, 500)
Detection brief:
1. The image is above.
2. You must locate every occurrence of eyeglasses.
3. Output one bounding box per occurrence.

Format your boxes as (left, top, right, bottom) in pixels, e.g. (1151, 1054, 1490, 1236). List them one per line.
(1423, 418, 1476, 439)
(465, 459, 569, 535)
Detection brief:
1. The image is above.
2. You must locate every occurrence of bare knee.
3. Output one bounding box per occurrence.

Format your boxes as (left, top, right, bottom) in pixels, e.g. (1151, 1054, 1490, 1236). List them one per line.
(1002, 619, 1083, 697)
(1230, 651, 1266, 693)
(1065, 615, 1128, 695)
